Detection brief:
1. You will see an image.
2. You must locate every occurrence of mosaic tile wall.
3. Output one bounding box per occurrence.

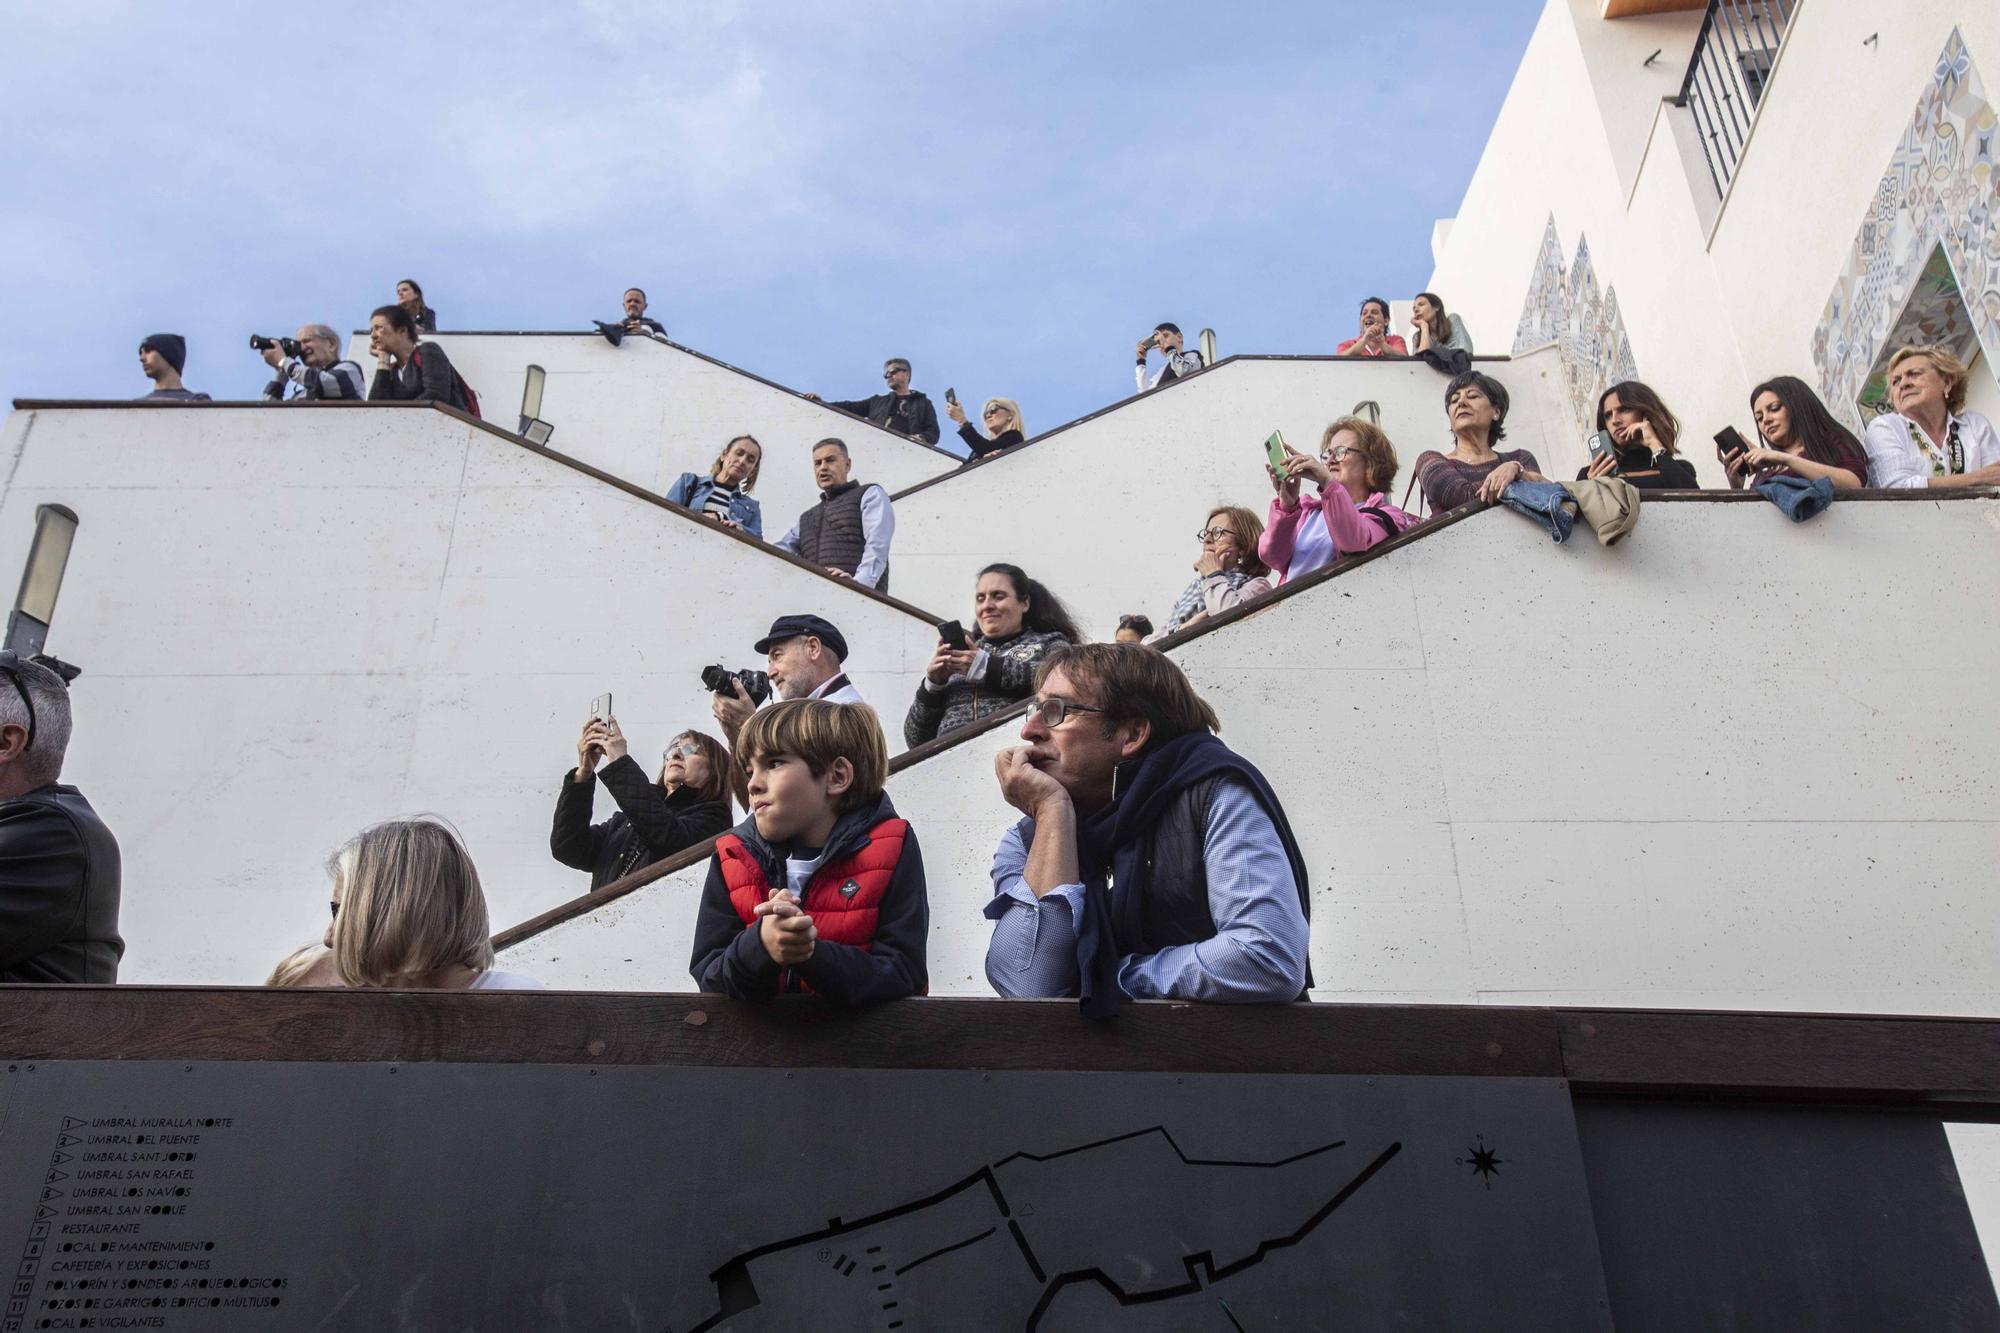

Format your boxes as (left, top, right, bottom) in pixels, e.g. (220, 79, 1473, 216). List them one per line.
(1814, 29, 1999, 431)
(1512, 215, 1640, 445)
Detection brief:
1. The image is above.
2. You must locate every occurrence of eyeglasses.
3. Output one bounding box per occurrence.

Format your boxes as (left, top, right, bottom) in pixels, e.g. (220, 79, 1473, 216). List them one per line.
(1322, 446, 1355, 464)
(1028, 695, 1105, 729)
(1195, 527, 1237, 543)
(983, 405, 1007, 417)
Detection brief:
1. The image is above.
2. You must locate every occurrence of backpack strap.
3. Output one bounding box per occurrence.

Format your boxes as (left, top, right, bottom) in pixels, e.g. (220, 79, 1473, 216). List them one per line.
(1357, 504, 1399, 540)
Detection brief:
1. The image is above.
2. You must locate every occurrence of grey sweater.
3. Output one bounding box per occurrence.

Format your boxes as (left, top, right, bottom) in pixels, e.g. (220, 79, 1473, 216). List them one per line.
(904, 629, 1070, 747)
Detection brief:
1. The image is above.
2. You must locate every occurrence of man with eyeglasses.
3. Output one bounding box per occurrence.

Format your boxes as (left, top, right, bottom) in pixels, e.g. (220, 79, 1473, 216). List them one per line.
(0, 653, 122, 984)
(804, 358, 941, 445)
(983, 643, 1309, 1014)
(258, 323, 366, 402)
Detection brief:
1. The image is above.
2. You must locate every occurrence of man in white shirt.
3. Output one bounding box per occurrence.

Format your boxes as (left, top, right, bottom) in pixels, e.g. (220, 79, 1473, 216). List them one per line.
(772, 440, 897, 591)
(710, 614, 865, 748)
(1862, 344, 2000, 489)
(1135, 322, 1205, 393)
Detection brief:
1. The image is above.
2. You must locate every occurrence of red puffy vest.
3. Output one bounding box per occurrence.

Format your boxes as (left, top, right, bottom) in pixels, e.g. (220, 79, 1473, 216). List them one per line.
(717, 819, 910, 986)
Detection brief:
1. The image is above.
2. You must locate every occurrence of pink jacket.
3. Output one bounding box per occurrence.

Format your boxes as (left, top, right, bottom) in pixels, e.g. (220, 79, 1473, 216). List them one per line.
(1260, 488, 1418, 583)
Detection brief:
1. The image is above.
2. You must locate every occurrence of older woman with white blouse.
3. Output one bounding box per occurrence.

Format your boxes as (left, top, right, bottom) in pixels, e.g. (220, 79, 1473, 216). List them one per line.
(1862, 345, 2000, 489)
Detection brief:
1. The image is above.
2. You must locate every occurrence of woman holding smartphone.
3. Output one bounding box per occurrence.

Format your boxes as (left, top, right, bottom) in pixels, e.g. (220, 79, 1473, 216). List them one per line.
(1261, 416, 1417, 584)
(552, 715, 735, 888)
(945, 394, 1026, 459)
(1725, 376, 1868, 491)
(1583, 381, 1698, 489)
(904, 563, 1080, 747)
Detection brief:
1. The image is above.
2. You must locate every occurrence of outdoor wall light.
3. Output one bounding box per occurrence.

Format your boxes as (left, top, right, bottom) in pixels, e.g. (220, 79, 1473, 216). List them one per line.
(6, 504, 79, 657)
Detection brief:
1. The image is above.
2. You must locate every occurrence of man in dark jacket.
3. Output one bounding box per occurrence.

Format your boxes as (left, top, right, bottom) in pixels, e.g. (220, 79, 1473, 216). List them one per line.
(366, 304, 470, 410)
(772, 439, 896, 590)
(808, 358, 941, 444)
(0, 653, 122, 984)
(982, 643, 1308, 1015)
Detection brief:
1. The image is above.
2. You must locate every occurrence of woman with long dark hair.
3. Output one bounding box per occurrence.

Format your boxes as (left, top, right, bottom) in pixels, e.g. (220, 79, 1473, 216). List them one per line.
(1408, 292, 1473, 357)
(904, 563, 1081, 746)
(1727, 376, 1868, 491)
(552, 717, 735, 888)
(1585, 381, 1698, 489)
(395, 279, 438, 333)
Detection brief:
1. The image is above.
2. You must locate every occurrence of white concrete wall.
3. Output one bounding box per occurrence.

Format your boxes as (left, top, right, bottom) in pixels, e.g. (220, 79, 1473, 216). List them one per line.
(340, 333, 963, 541)
(1429, 0, 2000, 474)
(506, 495, 2000, 1016)
(0, 405, 940, 984)
(888, 353, 1583, 642)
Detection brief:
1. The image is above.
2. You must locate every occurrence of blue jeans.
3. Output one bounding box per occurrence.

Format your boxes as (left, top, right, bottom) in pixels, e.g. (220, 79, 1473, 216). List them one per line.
(1499, 480, 1578, 543)
(1753, 474, 1835, 523)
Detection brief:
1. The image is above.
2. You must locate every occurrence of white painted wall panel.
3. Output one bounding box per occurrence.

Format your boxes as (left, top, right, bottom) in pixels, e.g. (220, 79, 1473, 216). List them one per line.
(342, 333, 962, 547)
(0, 405, 940, 986)
(507, 497, 2000, 1020)
(889, 354, 1582, 641)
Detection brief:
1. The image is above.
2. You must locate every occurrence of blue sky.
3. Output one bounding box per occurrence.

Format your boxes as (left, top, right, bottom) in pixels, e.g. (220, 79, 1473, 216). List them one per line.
(0, 2, 1538, 446)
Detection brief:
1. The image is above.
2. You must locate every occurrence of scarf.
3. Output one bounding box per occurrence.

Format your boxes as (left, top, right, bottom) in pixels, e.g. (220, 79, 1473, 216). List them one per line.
(1071, 731, 1310, 1018)
(1907, 414, 1964, 475)
(1163, 570, 1257, 634)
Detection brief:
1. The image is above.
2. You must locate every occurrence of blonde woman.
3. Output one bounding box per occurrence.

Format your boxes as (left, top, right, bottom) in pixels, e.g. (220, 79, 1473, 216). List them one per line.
(1158, 506, 1272, 636)
(1862, 345, 2000, 489)
(945, 395, 1026, 459)
(323, 818, 542, 990)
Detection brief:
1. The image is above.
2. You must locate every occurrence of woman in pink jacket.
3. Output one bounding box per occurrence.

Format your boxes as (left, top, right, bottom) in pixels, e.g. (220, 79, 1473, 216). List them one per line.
(1259, 415, 1419, 584)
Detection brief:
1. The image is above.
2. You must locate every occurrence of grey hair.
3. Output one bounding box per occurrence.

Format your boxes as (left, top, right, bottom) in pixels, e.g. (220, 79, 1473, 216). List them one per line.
(302, 324, 341, 347)
(0, 659, 72, 785)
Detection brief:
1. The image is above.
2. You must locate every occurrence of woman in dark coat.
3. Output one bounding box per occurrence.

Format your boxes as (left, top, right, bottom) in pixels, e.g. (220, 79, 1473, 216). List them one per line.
(551, 717, 733, 888)
(905, 563, 1081, 747)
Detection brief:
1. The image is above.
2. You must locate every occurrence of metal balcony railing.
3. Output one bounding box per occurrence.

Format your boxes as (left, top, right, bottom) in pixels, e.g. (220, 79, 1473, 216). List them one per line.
(1671, 0, 1799, 199)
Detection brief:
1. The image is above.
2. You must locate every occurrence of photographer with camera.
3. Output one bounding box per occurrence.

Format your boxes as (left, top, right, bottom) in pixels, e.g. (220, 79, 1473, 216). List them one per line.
(256, 324, 365, 402)
(709, 614, 864, 748)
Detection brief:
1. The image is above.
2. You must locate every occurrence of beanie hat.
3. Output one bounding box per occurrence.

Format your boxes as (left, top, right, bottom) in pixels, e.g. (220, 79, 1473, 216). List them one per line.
(140, 334, 187, 376)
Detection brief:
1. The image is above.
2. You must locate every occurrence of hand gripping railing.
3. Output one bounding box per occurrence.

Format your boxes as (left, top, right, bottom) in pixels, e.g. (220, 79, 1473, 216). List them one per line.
(1671, 0, 1798, 199)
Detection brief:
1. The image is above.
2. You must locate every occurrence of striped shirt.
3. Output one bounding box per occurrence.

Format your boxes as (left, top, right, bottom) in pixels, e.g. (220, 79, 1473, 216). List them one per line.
(701, 480, 740, 524)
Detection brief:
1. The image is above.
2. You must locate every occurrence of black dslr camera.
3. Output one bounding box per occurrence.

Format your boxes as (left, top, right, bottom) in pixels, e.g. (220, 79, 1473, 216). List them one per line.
(701, 665, 771, 705)
(249, 334, 304, 357)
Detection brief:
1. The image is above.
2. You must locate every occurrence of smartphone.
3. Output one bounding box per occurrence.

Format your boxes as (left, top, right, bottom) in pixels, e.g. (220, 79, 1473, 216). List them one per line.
(1714, 426, 1750, 460)
(1587, 430, 1619, 470)
(944, 387, 958, 406)
(936, 620, 969, 650)
(591, 692, 612, 722)
(1264, 430, 1290, 472)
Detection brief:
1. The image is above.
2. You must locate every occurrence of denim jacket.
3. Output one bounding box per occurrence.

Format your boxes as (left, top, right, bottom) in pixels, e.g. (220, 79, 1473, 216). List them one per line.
(666, 472, 763, 539)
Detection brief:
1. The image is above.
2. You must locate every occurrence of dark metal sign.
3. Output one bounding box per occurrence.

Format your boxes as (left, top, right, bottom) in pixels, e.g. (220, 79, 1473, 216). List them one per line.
(0, 1064, 1609, 1330)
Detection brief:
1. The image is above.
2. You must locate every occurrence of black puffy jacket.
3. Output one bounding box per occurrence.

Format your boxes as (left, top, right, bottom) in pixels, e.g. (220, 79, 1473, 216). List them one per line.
(550, 757, 732, 890)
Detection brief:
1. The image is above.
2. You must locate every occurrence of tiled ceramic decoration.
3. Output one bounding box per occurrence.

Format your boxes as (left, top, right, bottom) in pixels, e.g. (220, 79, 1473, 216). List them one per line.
(1815, 29, 1999, 431)
(1512, 215, 1639, 445)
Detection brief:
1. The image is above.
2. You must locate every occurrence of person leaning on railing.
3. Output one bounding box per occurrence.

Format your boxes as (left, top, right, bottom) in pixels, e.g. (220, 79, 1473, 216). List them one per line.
(1412, 371, 1545, 513)
(945, 395, 1026, 459)
(1157, 506, 1272, 636)
(1260, 416, 1417, 585)
(1862, 345, 2000, 490)
(322, 818, 542, 990)
(366, 304, 472, 411)
(904, 563, 1080, 748)
(1407, 292, 1474, 361)
(1335, 297, 1407, 358)
(553, 714, 734, 890)
(1585, 381, 1698, 489)
(984, 644, 1310, 1013)
(1725, 376, 1868, 492)
(666, 435, 764, 537)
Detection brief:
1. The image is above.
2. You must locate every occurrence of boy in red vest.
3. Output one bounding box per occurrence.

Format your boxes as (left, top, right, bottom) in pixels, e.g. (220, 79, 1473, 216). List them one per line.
(689, 699, 928, 1002)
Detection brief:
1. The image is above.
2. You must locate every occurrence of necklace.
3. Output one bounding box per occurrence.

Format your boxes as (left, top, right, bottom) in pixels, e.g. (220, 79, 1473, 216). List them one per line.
(1906, 415, 1963, 475)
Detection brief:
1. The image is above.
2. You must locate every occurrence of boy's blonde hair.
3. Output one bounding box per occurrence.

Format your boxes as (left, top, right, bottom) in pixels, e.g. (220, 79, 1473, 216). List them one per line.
(327, 817, 495, 987)
(734, 699, 887, 815)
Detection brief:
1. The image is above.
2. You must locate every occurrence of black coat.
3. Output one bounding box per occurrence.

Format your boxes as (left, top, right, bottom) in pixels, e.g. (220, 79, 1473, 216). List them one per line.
(0, 784, 123, 983)
(958, 421, 1024, 459)
(827, 391, 942, 445)
(369, 341, 468, 410)
(1577, 445, 1699, 489)
(550, 757, 732, 890)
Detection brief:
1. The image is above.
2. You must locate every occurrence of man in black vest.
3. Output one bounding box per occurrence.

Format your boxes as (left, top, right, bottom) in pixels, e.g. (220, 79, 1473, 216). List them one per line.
(0, 653, 122, 983)
(805, 358, 941, 444)
(772, 439, 896, 591)
(982, 643, 1309, 1015)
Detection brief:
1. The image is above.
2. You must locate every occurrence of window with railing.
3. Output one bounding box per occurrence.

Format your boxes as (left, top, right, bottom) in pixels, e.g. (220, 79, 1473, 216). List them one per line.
(1671, 0, 1799, 198)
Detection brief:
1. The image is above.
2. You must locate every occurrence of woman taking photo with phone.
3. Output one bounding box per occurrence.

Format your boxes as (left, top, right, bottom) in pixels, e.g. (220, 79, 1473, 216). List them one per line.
(552, 715, 735, 888)
(904, 563, 1080, 747)
(945, 395, 1026, 460)
(1584, 381, 1698, 489)
(1724, 376, 1868, 491)
(1261, 416, 1417, 584)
